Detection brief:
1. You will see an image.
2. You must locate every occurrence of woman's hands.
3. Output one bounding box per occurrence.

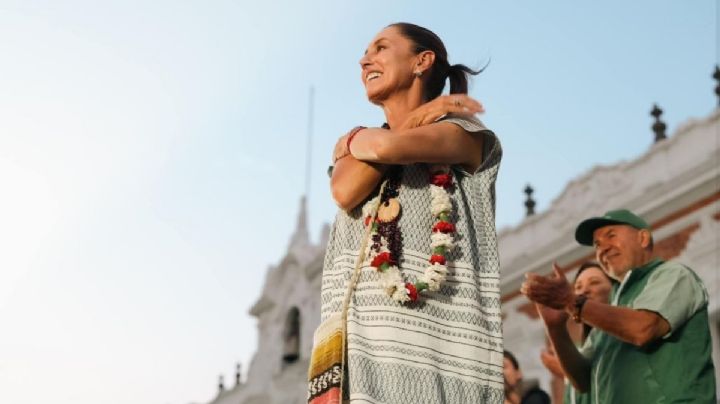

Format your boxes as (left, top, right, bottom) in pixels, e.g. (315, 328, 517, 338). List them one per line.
(332, 134, 350, 163)
(398, 94, 483, 130)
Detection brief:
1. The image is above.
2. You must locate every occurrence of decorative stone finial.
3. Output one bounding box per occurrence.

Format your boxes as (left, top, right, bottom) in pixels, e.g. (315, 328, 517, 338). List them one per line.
(235, 363, 242, 386)
(524, 185, 536, 217)
(650, 104, 667, 143)
(713, 65, 720, 106)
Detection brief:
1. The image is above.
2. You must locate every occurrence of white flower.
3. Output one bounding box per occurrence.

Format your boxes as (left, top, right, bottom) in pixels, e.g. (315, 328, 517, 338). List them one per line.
(380, 266, 403, 293)
(430, 232, 455, 250)
(425, 263, 448, 276)
(361, 196, 380, 220)
(430, 187, 452, 216)
(422, 263, 448, 291)
(429, 184, 448, 198)
(392, 283, 410, 303)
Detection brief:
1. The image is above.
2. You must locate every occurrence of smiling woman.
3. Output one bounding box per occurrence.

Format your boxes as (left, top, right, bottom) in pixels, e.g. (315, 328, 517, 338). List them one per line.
(308, 22, 504, 404)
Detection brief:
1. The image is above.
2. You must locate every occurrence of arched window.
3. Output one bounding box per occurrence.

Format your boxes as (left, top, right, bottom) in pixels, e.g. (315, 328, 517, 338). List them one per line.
(282, 306, 300, 364)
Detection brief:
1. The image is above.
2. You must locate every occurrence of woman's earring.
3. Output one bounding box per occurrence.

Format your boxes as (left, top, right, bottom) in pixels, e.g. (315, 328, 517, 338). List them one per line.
(414, 70, 422, 78)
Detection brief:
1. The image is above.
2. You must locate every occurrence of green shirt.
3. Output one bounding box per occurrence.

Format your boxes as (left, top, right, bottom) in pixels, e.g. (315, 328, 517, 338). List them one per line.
(582, 259, 716, 403)
(563, 379, 591, 404)
(565, 338, 593, 404)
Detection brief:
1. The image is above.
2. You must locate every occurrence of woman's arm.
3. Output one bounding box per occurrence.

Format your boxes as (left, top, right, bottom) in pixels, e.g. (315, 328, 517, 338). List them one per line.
(349, 120, 485, 171)
(330, 95, 483, 211)
(330, 155, 386, 211)
(545, 319, 592, 392)
(536, 304, 592, 392)
(540, 348, 565, 378)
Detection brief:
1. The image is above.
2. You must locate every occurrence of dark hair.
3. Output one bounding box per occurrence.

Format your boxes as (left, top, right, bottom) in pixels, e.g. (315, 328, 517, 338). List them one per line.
(573, 261, 609, 284)
(503, 350, 519, 370)
(389, 22, 485, 101)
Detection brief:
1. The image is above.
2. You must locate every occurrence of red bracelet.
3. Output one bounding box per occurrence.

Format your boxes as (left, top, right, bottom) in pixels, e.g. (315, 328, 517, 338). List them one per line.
(346, 126, 366, 154)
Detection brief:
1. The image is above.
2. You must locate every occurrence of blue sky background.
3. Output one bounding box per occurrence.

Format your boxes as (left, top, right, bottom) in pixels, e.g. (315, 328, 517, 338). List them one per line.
(0, 1, 716, 403)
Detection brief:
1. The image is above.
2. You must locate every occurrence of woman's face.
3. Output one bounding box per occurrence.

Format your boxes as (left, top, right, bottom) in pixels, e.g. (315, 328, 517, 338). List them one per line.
(358, 26, 419, 104)
(574, 266, 612, 303)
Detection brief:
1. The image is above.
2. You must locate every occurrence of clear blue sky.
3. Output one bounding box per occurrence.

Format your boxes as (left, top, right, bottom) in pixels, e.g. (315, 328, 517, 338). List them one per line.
(0, 1, 715, 403)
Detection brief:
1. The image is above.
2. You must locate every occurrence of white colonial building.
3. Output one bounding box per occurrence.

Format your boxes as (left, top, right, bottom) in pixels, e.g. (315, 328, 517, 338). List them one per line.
(203, 96, 720, 404)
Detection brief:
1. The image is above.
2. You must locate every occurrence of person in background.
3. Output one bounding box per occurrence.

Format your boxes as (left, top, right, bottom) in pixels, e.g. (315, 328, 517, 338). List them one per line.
(539, 261, 612, 404)
(503, 350, 551, 404)
(522, 209, 716, 403)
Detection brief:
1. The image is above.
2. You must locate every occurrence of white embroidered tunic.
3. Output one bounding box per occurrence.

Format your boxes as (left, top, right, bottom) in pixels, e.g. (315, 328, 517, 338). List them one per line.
(320, 116, 504, 403)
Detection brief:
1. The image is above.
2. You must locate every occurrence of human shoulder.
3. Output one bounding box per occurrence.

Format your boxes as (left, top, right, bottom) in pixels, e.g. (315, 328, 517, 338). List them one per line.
(648, 260, 705, 287)
(656, 259, 688, 271)
(633, 259, 708, 334)
(439, 113, 490, 134)
(439, 113, 502, 175)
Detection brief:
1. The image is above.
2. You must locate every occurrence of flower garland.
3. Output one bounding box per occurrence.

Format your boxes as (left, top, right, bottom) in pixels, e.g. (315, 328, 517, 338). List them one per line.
(363, 165, 456, 304)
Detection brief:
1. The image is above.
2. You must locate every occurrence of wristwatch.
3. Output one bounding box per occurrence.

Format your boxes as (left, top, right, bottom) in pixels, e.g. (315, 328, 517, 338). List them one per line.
(571, 294, 588, 323)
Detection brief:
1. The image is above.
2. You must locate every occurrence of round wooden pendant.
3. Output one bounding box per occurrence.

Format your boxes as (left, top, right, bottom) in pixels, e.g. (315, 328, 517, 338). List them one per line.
(377, 198, 401, 223)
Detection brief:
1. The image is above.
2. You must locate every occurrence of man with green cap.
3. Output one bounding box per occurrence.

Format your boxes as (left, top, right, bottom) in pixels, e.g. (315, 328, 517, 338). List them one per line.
(521, 209, 716, 403)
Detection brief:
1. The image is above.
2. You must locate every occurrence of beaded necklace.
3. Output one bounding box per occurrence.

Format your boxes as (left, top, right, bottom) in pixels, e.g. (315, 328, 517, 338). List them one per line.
(362, 164, 456, 304)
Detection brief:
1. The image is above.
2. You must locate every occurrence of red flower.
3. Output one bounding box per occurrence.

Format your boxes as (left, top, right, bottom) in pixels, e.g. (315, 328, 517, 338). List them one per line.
(405, 282, 418, 302)
(429, 254, 446, 265)
(432, 221, 456, 233)
(371, 252, 393, 268)
(431, 173, 453, 188)
(364, 216, 372, 226)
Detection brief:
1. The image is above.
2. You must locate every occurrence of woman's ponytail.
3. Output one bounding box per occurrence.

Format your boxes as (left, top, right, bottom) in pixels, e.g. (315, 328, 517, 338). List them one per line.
(389, 23, 487, 100)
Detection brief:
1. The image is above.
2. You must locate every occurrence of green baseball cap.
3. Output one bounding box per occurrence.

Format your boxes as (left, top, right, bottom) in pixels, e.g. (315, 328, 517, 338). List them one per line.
(575, 209, 650, 246)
